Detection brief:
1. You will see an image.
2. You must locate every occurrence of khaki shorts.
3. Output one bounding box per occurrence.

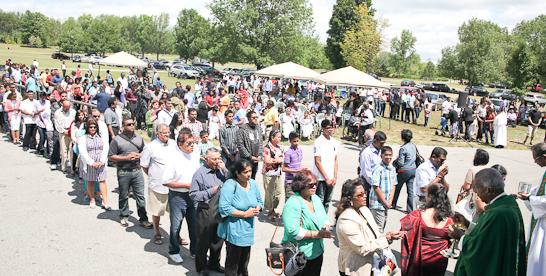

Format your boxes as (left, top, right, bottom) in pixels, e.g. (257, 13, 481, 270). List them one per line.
(527, 125, 538, 138)
(147, 189, 169, 217)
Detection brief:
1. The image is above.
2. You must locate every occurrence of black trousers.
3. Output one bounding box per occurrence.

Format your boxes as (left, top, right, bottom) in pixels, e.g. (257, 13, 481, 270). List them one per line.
(465, 121, 472, 139)
(295, 253, 323, 276)
(477, 119, 484, 140)
(23, 123, 37, 149)
(225, 241, 251, 276)
(195, 203, 224, 272)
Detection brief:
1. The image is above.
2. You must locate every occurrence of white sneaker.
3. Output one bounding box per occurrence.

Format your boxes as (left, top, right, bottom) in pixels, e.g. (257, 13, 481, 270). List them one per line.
(169, 254, 184, 263)
(50, 164, 57, 170)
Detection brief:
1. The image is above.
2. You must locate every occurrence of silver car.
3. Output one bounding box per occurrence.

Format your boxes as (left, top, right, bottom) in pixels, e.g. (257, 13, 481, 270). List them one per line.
(170, 64, 200, 79)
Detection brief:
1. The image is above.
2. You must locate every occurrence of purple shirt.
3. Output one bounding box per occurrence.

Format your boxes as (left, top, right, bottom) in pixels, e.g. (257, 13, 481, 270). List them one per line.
(283, 145, 303, 184)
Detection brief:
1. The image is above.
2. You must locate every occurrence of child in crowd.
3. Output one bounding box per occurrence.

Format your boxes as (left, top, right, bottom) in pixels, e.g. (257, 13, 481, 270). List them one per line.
(282, 132, 303, 201)
(370, 146, 398, 233)
(197, 130, 215, 166)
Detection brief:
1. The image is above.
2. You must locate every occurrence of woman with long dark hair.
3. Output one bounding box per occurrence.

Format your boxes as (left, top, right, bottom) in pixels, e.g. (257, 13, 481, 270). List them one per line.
(169, 112, 183, 140)
(336, 178, 403, 276)
(400, 184, 453, 276)
(217, 159, 263, 276)
(70, 110, 86, 177)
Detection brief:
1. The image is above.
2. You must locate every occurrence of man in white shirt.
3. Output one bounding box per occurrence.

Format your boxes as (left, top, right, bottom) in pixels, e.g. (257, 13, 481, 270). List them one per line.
(414, 147, 450, 209)
(101, 80, 113, 96)
(153, 71, 160, 85)
(313, 119, 339, 214)
(32, 59, 39, 69)
(441, 98, 451, 117)
(117, 73, 129, 89)
(21, 91, 38, 151)
(141, 124, 176, 245)
(359, 103, 375, 146)
(158, 98, 177, 126)
(163, 128, 200, 263)
(35, 92, 51, 156)
(88, 63, 94, 79)
(11, 65, 21, 85)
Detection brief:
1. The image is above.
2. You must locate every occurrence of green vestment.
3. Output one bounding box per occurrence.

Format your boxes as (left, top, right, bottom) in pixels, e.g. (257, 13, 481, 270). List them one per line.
(454, 195, 527, 276)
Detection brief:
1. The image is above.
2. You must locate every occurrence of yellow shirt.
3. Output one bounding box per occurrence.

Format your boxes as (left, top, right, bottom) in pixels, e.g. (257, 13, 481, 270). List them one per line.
(264, 107, 279, 126)
(287, 87, 296, 96)
(41, 72, 49, 88)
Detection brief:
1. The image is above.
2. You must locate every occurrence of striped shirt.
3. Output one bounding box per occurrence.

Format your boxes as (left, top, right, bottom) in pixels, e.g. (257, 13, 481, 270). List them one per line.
(283, 145, 303, 184)
(219, 123, 238, 153)
(54, 107, 76, 133)
(197, 141, 215, 165)
(370, 162, 398, 211)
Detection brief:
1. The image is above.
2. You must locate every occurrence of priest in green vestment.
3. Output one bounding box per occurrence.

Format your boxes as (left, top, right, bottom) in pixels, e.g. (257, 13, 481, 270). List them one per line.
(448, 168, 527, 276)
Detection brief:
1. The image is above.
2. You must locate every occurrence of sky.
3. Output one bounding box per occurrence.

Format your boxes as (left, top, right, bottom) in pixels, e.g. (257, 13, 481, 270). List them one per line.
(4, 0, 546, 62)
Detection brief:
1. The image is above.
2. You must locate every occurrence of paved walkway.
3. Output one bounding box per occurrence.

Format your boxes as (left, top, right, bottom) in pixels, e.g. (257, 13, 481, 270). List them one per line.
(0, 136, 541, 275)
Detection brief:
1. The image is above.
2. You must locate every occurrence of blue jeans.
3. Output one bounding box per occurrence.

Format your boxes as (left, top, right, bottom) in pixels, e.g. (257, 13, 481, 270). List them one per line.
(424, 116, 430, 127)
(117, 169, 148, 221)
(168, 191, 197, 255)
(393, 169, 415, 212)
(221, 150, 237, 171)
(316, 180, 334, 214)
(485, 127, 494, 143)
(415, 108, 420, 120)
(374, 98, 380, 113)
(37, 127, 46, 152)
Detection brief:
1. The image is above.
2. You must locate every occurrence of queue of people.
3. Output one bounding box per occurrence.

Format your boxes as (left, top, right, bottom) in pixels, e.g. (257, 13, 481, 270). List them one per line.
(2, 59, 546, 276)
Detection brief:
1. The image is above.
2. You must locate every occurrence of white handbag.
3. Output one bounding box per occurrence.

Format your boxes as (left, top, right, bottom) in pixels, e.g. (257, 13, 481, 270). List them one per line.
(454, 192, 475, 222)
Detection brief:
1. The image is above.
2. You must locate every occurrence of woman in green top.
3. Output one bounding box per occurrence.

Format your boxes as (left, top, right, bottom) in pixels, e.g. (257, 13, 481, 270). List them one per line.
(281, 169, 333, 276)
(145, 100, 159, 138)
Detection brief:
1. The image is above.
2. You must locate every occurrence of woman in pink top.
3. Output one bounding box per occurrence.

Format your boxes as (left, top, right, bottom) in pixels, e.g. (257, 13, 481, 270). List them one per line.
(5, 92, 22, 144)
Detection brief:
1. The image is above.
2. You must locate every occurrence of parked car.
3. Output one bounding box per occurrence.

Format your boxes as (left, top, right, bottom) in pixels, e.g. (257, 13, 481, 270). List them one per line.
(524, 94, 546, 105)
(51, 53, 70, 60)
(88, 56, 103, 64)
(192, 63, 219, 75)
(531, 84, 543, 92)
(465, 86, 489, 96)
(241, 68, 257, 78)
(430, 83, 450, 92)
(158, 58, 169, 64)
(173, 59, 186, 63)
(72, 55, 82, 62)
(148, 60, 168, 70)
(489, 89, 518, 101)
(417, 82, 431, 90)
(170, 64, 201, 79)
(369, 73, 381, 81)
(401, 79, 416, 86)
(425, 92, 449, 111)
(490, 99, 503, 111)
(489, 82, 507, 89)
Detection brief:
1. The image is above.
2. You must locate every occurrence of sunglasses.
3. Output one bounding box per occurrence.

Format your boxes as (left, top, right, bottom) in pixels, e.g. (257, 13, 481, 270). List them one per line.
(307, 182, 317, 189)
(124, 123, 134, 126)
(92, 115, 100, 118)
(88, 125, 97, 129)
(354, 192, 366, 198)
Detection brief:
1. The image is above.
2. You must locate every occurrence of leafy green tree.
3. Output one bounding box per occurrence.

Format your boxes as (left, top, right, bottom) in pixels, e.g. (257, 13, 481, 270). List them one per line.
(135, 15, 155, 55)
(509, 15, 546, 87)
(149, 13, 172, 60)
(208, 0, 314, 69)
(174, 9, 210, 62)
(325, 0, 374, 69)
(80, 19, 122, 55)
(390, 29, 417, 77)
(437, 46, 462, 79)
(20, 10, 49, 45)
(57, 17, 83, 55)
(421, 61, 437, 78)
(295, 36, 331, 69)
(455, 19, 508, 85)
(340, 4, 388, 73)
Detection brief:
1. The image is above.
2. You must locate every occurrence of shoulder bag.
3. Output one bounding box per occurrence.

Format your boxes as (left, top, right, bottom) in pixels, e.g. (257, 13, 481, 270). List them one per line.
(119, 133, 144, 153)
(265, 200, 306, 275)
(413, 143, 424, 168)
(363, 219, 399, 276)
(209, 181, 237, 225)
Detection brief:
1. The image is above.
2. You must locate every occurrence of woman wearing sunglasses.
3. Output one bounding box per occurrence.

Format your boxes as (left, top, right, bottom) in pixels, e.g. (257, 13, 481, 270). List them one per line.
(335, 178, 403, 276)
(281, 169, 333, 276)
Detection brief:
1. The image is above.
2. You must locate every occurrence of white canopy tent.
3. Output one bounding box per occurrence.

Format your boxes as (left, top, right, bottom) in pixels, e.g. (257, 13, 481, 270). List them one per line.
(99, 51, 148, 67)
(312, 66, 390, 89)
(254, 62, 320, 80)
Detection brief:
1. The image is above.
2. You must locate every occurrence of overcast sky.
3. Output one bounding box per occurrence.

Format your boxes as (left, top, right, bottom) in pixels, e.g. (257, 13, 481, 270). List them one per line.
(5, 0, 546, 62)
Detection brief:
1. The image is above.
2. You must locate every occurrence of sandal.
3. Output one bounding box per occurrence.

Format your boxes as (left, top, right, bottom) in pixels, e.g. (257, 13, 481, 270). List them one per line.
(154, 234, 163, 245)
(179, 238, 189, 245)
(83, 196, 90, 202)
(268, 213, 277, 222)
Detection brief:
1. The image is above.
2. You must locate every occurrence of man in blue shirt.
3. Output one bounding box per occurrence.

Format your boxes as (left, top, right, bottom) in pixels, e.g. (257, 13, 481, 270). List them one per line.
(50, 70, 63, 86)
(93, 86, 112, 114)
(184, 85, 195, 108)
(88, 81, 99, 105)
(232, 101, 246, 126)
(156, 77, 163, 90)
(360, 131, 387, 207)
(25, 71, 37, 93)
(405, 91, 416, 123)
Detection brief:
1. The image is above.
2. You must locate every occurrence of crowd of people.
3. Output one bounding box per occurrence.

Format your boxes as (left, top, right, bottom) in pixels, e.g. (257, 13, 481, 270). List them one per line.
(2, 58, 546, 276)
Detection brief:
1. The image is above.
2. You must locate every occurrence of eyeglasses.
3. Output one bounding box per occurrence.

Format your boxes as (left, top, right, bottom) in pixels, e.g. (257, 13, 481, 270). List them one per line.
(89, 126, 97, 129)
(354, 192, 366, 198)
(92, 115, 100, 118)
(124, 123, 134, 126)
(535, 155, 543, 161)
(184, 141, 194, 146)
(307, 182, 317, 189)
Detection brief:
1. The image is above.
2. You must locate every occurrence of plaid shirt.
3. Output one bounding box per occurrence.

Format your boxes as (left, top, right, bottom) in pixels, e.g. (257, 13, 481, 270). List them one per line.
(370, 162, 398, 210)
(197, 141, 215, 165)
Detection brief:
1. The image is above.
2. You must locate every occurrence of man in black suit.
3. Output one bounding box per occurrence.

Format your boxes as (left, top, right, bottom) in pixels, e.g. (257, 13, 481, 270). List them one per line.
(462, 104, 474, 140)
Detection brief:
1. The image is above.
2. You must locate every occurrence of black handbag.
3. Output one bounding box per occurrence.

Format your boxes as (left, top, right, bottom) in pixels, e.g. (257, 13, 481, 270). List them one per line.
(414, 143, 425, 167)
(266, 218, 298, 275)
(208, 182, 237, 224)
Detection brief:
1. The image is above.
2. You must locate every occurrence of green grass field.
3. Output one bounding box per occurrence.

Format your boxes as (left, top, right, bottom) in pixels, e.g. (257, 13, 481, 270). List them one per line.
(1, 43, 543, 150)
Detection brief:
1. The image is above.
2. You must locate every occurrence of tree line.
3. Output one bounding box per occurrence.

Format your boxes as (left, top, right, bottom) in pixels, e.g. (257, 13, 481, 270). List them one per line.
(0, 1, 330, 70)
